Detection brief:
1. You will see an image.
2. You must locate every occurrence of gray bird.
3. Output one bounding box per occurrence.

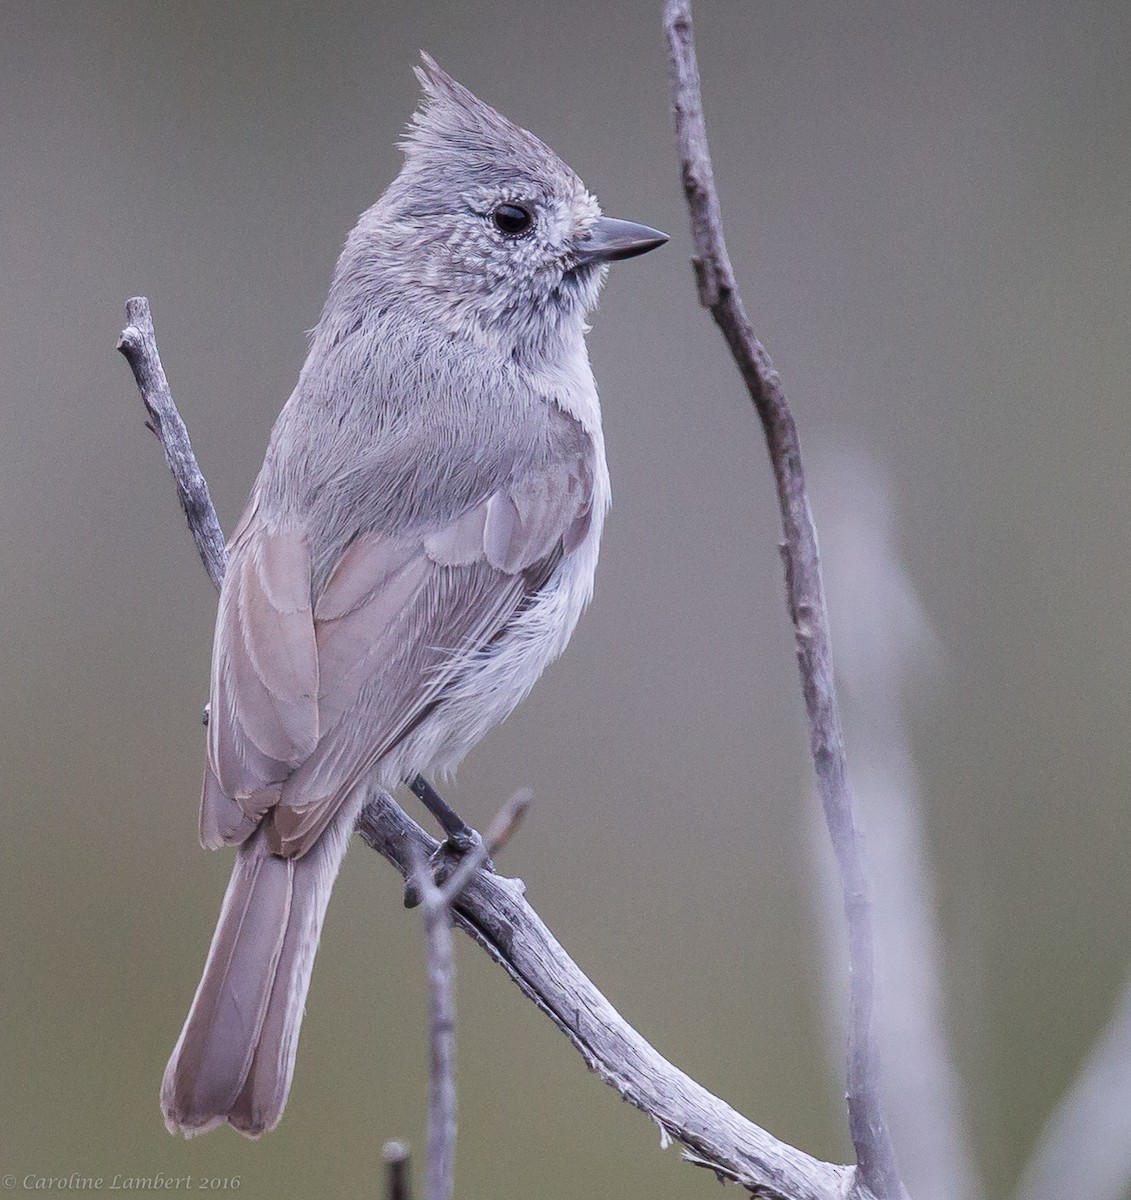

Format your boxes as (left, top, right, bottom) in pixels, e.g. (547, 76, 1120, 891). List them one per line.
(160, 55, 667, 1138)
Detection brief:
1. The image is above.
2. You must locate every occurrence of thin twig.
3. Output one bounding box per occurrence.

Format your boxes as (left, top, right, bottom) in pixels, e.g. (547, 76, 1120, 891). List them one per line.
(383, 1141, 412, 1200)
(119, 291, 870, 1198)
(663, 7, 906, 1199)
(117, 297, 227, 590)
(406, 789, 530, 1200)
(409, 847, 459, 1200)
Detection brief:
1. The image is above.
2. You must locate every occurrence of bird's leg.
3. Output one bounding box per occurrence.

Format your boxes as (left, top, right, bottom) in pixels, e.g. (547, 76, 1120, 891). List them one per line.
(408, 774, 477, 852)
(403, 775, 493, 908)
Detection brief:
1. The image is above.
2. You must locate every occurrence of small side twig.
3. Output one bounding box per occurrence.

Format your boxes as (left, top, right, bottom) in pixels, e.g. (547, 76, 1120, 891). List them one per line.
(383, 1140, 412, 1200)
(664, 6, 906, 1200)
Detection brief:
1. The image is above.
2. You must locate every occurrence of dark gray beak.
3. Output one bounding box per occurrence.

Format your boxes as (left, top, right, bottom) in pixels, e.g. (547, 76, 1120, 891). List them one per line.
(574, 216, 669, 265)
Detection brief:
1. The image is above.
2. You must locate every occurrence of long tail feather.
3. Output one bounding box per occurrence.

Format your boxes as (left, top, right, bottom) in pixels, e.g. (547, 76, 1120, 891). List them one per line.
(161, 791, 362, 1138)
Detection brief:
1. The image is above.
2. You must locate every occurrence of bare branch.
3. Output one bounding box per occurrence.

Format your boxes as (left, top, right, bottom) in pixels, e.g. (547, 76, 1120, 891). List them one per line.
(405, 790, 530, 1200)
(360, 795, 857, 1200)
(117, 297, 227, 591)
(383, 1141, 412, 1200)
(663, 7, 906, 1199)
(119, 288, 871, 1200)
(408, 847, 459, 1200)
(1016, 965, 1131, 1200)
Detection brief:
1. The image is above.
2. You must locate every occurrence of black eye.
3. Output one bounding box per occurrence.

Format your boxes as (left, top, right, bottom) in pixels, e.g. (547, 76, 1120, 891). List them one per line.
(492, 203, 534, 235)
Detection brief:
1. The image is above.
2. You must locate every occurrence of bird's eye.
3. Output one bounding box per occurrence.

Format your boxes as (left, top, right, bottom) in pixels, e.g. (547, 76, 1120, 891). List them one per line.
(492, 203, 534, 235)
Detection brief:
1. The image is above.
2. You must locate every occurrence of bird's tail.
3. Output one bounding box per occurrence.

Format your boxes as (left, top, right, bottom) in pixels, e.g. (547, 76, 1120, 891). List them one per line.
(160, 792, 362, 1138)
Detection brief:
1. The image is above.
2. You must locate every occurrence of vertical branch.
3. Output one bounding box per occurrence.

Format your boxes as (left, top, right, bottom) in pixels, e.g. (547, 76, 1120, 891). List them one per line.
(412, 860, 458, 1200)
(663, 6, 906, 1199)
(408, 793, 531, 1200)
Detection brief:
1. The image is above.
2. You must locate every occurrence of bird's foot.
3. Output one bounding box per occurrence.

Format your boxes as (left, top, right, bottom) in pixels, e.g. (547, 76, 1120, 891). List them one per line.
(403, 775, 494, 907)
(403, 828, 494, 908)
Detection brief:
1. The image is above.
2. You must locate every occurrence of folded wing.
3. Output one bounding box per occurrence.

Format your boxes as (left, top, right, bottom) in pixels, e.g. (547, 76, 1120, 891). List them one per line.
(201, 454, 593, 857)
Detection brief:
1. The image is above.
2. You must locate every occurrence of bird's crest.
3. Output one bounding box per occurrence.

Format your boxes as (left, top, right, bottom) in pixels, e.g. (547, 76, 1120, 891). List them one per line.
(402, 53, 573, 185)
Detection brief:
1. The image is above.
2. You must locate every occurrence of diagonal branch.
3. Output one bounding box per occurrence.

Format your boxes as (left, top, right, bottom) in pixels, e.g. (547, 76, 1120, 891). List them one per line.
(359, 797, 856, 1200)
(117, 297, 226, 591)
(663, 6, 906, 1199)
(119, 282, 869, 1200)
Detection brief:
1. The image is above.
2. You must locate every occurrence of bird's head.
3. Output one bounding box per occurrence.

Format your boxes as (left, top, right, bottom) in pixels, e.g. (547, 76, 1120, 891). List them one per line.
(351, 55, 667, 357)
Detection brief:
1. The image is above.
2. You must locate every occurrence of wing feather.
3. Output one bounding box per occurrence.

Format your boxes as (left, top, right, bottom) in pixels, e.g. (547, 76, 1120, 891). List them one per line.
(208, 528, 319, 798)
(314, 540, 433, 732)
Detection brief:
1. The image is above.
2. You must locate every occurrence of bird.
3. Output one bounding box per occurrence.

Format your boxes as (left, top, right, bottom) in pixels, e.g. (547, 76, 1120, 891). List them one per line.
(160, 54, 667, 1139)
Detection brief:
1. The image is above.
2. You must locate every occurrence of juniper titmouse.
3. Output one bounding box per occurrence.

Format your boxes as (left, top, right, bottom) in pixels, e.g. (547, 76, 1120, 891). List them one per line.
(161, 55, 667, 1138)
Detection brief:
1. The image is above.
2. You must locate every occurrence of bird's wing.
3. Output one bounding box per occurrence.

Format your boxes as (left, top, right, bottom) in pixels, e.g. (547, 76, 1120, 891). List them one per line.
(202, 454, 594, 857)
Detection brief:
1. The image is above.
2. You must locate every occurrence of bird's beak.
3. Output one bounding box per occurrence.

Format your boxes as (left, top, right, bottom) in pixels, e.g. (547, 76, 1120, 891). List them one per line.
(573, 216, 669, 265)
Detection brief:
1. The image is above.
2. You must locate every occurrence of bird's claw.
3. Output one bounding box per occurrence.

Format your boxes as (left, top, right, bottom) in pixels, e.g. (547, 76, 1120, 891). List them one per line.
(402, 829, 494, 909)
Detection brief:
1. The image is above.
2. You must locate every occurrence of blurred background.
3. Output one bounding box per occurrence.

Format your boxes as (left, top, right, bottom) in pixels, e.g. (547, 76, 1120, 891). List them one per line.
(3, 1, 1130, 1196)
